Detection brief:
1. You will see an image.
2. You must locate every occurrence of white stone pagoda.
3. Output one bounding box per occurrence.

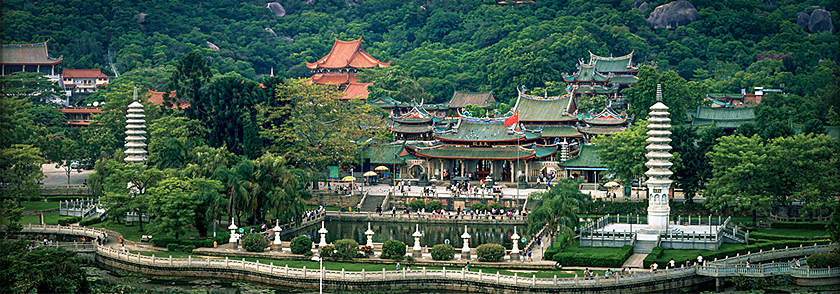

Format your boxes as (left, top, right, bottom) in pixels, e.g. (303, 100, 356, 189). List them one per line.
(644, 84, 672, 231)
(124, 87, 147, 163)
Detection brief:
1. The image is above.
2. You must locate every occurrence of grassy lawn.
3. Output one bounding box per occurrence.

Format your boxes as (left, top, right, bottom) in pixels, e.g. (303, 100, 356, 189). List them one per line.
(656, 243, 748, 264)
(131, 250, 602, 277)
(21, 211, 61, 225)
(91, 221, 145, 242)
(556, 241, 627, 257)
(21, 201, 60, 211)
(755, 228, 829, 239)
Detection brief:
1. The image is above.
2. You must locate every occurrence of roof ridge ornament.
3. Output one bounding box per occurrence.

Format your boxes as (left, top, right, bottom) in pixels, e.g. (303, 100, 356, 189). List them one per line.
(656, 84, 662, 102)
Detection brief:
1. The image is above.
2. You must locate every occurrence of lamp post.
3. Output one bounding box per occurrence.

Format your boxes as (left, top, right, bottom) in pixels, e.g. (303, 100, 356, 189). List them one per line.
(273, 220, 282, 251)
(461, 225, 471, 260)
(413, 224, 423, 258)
(511, 226, 521, 262)
(365, 222, 375, 248)
(227, 217, 238, 249)
(318, 221, 328, 248)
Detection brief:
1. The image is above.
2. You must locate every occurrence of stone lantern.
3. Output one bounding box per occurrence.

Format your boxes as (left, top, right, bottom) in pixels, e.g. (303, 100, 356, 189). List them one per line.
(227, 217, 238, 248)
(273, 220, 282, 251)
(318, 221, 328, 248)
(364, 222, 375, 248)
(460, 225, 471, 260)
(510, 226, 521, 261)
(412, 224, 423, 258)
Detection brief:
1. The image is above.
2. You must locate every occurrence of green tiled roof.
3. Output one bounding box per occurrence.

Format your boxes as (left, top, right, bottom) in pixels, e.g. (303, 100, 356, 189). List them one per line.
(578, 126, 626, 135)
(562, 144, 605, 168)
(364, 144, 412, 165)
(609, 75, 638, 84)
(392, 123, 433, 134)
(540, 126, 583, 137)
(535, 145, 558, 158)
(408, 144, 534, 160)
(447, 91, 496, 108)
(436, 120, 524, 142)
(589, 52, 635, 73)
(706, 93, 744, 99)
(515, 96, 575, 122)
(690, 106, 755, 129)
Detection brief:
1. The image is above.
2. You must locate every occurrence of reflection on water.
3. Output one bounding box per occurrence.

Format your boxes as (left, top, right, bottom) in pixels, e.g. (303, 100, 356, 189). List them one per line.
(294, 221, 525, 249)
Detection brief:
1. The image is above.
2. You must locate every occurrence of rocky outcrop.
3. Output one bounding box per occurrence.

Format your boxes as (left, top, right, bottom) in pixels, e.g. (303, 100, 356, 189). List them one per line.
(795, 8, 835, 33)
(647, 0, 698, 29)
(266, 2, 286, 17)
(632, 0, 649, 11)
(133, 13, 148, 24)
(206, 41, 220, 51)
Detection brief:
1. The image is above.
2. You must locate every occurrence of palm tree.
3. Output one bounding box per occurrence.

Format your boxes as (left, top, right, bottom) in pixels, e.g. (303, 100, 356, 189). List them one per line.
(526, 178, 587, 249)
(214, 159, 254, 225)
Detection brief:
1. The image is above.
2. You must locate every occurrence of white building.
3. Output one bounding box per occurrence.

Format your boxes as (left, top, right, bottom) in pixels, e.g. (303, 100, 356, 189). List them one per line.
(62, 69, 110, 93)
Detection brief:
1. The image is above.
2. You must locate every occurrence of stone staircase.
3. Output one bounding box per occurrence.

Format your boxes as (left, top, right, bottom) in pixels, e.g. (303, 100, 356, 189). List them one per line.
(361, 195, 385, 212)
(622, 253, 647, 268)
(633, 233, 660, 254)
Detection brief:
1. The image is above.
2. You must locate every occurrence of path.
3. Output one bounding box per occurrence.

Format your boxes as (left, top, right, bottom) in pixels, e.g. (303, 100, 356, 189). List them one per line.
(622, 254, 647, 269)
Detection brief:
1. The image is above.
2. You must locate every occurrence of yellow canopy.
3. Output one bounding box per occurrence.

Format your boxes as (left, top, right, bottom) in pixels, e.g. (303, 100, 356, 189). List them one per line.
(363, 171, 377, 177)
(342, 176, 356, 182)
(374, 165, 389, 171)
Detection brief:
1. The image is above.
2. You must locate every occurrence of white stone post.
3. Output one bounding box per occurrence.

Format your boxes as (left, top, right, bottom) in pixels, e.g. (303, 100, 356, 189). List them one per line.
(318, 221, 328, 248)
(461, 225, 471, 260)
(273, 220, 282, 251)
(365, 222, 375, 248)
(412, 224, 423, 258)
(510, 226, 521, 261)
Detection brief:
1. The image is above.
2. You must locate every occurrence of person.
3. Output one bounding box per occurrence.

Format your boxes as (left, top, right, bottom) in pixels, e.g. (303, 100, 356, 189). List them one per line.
(527, 250, 532, 262)
(795, 258, 801, 268)
(396, 262, 400, 270)
(583, 268, 590, 280)
(465, 262, 470, 271)
(746, 258, 751, 268)
(652, 262, 658, 272)
(697, 254, 703, 266)
(669, 259, 675, 268)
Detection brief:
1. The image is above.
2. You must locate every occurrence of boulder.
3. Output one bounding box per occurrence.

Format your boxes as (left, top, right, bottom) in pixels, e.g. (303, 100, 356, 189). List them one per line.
(206, 41, 220, 51)
(647, 0, 698, 29)
(134, 13, 148, 24)
(266, 2, 286, 17)
(808, 9, 834, 33)
(796, 12, 810, 28)
(638, 2, 649, 12)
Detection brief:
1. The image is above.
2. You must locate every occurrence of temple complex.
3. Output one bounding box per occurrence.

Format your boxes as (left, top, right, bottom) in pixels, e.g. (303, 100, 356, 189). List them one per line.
(146, 89, 190, 109)
(61, 69, 109, 94)
(0, 42, 63, 82)
(562, 51, 638, 103)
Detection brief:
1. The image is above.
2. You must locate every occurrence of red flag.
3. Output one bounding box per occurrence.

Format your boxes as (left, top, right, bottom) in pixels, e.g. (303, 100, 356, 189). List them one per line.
(504, 111, 519, 127)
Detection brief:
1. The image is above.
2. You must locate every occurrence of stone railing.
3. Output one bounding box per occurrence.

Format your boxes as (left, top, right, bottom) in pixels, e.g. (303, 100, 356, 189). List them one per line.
(326, 211, 527, 224)
(708, 243, 837, 266)
(39, 184, 90, 196)
(768, 214, 831, 223)
(25, 225, 840, 291)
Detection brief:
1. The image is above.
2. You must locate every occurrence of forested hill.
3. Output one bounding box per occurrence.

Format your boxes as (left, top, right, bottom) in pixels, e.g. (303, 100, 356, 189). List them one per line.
(1, 0, 838, 104)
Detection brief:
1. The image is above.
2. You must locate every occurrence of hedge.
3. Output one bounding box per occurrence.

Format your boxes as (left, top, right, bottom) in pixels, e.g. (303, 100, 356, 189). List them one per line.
(57, 216, 82, 225)
(291, 236, 312, 255)
(750, 231, 829, 241)
(241, 233, 268, 252)
(409, 199, 425, 211)
(426, 200, 443, 211)
(431, 244, 455, 261)
(320, 244, 335, 258)
(807, 248, 840, 268)
(150, 231, 229, 249)
(476, 243, 505, 262)
(552, 245, 633, 268)
(643, 239, 833, 268)
(470, 202, 486, 212)
(79, 217, 102, 226)
(770, 222, 827, 230)
(334, 239, 360, 260)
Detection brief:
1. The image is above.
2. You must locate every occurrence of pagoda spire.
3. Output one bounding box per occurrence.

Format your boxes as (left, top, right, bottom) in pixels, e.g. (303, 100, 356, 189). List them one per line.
(124, 87, 148, 163)
(645, 84, 672, 231)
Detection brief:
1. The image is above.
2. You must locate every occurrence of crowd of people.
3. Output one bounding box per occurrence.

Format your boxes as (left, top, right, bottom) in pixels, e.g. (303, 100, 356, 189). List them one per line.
(375, 205, 528, 220)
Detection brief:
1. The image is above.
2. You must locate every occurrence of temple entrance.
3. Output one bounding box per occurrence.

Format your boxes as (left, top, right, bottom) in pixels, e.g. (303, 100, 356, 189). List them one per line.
(453, 160, 463, 177)
(476, 160, 491, 179)
(409, 165, 424, 179)
(539, 167, 557, 182)
(502, 161, 512, 182)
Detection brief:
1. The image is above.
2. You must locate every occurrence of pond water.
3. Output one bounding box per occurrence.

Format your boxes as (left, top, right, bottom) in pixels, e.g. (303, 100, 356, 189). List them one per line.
(293, 221, 526, 249)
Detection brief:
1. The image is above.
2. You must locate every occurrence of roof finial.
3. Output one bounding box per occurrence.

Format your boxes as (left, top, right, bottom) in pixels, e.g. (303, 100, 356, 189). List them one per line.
(270, 67, 274, 77)
(133, 86, 138, 102)
(655, 84, 662, 102)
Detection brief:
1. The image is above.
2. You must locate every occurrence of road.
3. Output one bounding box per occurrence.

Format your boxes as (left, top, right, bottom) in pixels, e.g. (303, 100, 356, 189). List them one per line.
(40, 163, 92, 186)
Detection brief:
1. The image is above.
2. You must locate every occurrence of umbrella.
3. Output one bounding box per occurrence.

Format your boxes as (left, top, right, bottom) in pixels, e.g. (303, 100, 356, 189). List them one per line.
(374, 166, 389, 172)
(604, 181, 620, 188)
(342, 176, 356, 182)
(363, 171, 377, 177)
(451, 176, 470, 181)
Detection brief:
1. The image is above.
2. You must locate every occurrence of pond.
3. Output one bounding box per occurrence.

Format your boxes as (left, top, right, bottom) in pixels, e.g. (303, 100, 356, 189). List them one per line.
(293, 221, 526, 249)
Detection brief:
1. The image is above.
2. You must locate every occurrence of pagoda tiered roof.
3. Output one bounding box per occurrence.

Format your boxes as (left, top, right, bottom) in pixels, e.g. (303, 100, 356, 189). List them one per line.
(513, 88, 577, 123)
(305, 37, 390, 70)
(1, 42, 63, 65)
(583, 107, 627, 125)
(311, 72, 359, 85)
(447, 91, 496, 108)
(392, 105, 432, 124)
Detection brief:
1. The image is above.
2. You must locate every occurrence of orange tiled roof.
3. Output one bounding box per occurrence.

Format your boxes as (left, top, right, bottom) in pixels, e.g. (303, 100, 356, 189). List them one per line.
(311, 72, 359, 85)
(305, 37, 390, 70)
(0, 42, 63, 65)
(147, 89, 190, 109)
(341, 82, 371, 99)
(63, 69, 109, 79)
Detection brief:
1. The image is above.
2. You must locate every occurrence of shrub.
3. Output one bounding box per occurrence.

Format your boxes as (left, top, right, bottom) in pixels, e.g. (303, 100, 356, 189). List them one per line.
(166, 243, 179, 252)
(409, 199, 426, 211)
(319, 244, 335, 258)
(476, 243, 505, 262)
(643, 239, 833, 268)
(241, 233, 268, 252)
(426, 200, 443, 211)
(431, 244, 455, 261)
(488, 202, 504, 210)
(334, 239, 360, 260)
(79, 217, 102, 226)
(807, 249, 840, 268)
(381, 240, 406, 260)
(58, 216, 82, 226)
(359, 245, 373, 258)
(470, 202, 486, 212)
(178, 244, 196, 252)
(750, 231, 828, 241)
(553, 245, 633, 268)
(291, 235, 313, 255)
(771, 222, 827, 230)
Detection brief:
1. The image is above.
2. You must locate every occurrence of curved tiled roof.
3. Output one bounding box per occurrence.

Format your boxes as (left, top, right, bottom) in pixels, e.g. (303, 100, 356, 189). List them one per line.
(341, 82, 371, 99)
(63, 69, 109, 79)
(447, 91, 496, 108)
(407, 144, 535, 160)
(1, 42, 63, 65)
(588, 51, 636, 73)
(311, 72, 359, 85)
(435, 119, 524, 142)
(306, 37, 390, 70)
(513, 90, 576, 122)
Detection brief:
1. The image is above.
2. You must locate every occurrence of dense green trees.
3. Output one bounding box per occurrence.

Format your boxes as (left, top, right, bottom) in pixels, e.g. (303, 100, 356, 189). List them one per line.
(527, 178, 587, 248)
(0, 241, 88, 293)
(592, 120, 648, 189)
